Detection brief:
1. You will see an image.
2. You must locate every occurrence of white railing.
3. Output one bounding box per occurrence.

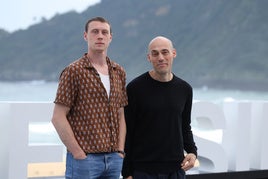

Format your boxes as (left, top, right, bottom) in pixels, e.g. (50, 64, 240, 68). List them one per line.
(1, 101, 268, 178)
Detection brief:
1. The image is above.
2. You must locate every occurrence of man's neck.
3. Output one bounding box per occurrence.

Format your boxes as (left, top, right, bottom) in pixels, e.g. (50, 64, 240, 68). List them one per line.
(87, 53, 109, 75)
(149, 70, 173, 82)
(87, 51, 107, 66)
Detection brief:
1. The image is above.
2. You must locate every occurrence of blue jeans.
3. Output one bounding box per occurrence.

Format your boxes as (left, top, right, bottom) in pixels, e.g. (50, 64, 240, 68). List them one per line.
(65, 152, 123, 179)
(133, 169, 186, 179)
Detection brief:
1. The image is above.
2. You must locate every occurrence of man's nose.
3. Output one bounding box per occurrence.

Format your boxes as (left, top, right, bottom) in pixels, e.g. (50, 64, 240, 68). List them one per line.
(158, 53, 165, 60)
(96, 32, 104, 38)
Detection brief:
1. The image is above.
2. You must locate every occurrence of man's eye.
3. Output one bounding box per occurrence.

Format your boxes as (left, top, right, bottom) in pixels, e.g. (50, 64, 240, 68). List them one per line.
(92, 30, 99, 34)
(162, 51, 169, 55)
(161, 50, 170, 55)
(151, 52, 159, 56)
(102, 31, 109, 35)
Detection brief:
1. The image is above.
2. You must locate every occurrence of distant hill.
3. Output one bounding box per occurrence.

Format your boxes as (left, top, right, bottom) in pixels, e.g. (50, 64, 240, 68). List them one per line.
(0, 29, 9, 39)
(0, 0, 268, 91)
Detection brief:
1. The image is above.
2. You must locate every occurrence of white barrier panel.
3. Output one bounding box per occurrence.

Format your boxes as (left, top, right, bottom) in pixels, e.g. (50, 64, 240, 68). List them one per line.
(0, 101, 268, 178)
(0, 103, 64, 179)
(0, 103, 11, 179)
(250, 102, 268, 169)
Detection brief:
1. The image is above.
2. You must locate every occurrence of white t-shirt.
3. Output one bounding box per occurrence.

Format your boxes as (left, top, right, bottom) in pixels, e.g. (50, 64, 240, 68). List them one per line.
(98, 71, 110, 97)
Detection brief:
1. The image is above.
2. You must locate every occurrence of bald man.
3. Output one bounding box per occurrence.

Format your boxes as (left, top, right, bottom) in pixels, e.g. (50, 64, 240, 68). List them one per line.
(122, 36, 197, 179)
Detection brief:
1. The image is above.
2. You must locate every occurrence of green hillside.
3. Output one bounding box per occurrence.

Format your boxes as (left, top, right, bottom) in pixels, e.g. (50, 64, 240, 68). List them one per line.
(0, 0, 268, 91)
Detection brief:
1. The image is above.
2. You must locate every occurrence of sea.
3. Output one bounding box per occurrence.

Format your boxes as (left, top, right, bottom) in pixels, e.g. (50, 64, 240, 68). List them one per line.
(1, 80, 268, 102)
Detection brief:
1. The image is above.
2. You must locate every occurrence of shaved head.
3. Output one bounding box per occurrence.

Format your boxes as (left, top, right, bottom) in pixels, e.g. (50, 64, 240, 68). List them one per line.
(148, 36, 174, 52)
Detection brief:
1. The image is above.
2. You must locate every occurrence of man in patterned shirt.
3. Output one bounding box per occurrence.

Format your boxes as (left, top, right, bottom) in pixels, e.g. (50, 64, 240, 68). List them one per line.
(52, 16, 128, 179)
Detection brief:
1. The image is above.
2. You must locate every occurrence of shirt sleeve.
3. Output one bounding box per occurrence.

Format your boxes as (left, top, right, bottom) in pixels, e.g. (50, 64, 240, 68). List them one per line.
(182, 85, 198, 156)
(54, 66, 78, 108)
(120, 69, 128, 108)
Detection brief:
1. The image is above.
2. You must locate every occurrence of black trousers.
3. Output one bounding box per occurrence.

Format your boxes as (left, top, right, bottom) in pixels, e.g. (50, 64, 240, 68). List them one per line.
(132, 169, 186, 179)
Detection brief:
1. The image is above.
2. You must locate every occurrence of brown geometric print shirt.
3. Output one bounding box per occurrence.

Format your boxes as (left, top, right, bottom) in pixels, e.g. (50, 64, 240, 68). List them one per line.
(54, 54, 128, 153)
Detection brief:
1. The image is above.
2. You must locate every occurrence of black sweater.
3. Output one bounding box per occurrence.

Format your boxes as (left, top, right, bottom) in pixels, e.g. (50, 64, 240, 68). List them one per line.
(122, 72, 197, 177)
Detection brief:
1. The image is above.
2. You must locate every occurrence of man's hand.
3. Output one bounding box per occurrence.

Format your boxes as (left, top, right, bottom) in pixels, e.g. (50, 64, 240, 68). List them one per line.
(181, 153, 197, 171)
(72, 150, 87, 160)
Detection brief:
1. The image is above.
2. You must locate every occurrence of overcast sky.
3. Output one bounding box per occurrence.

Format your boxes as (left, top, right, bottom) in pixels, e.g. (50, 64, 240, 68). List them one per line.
(0, 0, 101, 32)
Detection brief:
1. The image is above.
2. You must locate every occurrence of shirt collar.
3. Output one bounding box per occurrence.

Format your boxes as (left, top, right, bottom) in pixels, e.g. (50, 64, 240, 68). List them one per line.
(82, 53, 117, 70)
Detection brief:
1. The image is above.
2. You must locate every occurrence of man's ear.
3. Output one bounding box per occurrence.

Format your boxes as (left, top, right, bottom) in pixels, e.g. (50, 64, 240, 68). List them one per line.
(173, 48, 177, 58)
(147, 54, 151, 63)
(83, 31, 88, 41)
(109, 33, 113, 42)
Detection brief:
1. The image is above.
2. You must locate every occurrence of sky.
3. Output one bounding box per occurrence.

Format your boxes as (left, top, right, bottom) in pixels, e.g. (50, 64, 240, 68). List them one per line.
(0, 0, 101, 32)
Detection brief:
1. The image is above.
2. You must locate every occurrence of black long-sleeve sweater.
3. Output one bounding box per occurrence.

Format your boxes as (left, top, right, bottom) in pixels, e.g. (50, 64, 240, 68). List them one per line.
(122, 72, 197, 177)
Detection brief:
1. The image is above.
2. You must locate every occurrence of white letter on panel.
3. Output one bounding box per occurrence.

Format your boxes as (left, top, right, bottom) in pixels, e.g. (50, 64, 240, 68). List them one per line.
(222, 102, 251, 171)
(250, 101, 268, 169)
(192, 101, 228, 173)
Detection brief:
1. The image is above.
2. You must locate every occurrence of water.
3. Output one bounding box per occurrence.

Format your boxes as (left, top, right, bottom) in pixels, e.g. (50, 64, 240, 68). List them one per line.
(1, 80, 268, 102)
(0, 80, 57, 101)
(193, 87, 268, 102)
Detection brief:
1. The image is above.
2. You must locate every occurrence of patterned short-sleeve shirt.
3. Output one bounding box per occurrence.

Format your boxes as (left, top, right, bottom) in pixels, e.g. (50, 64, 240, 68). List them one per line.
(54, 54, 128, 153)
